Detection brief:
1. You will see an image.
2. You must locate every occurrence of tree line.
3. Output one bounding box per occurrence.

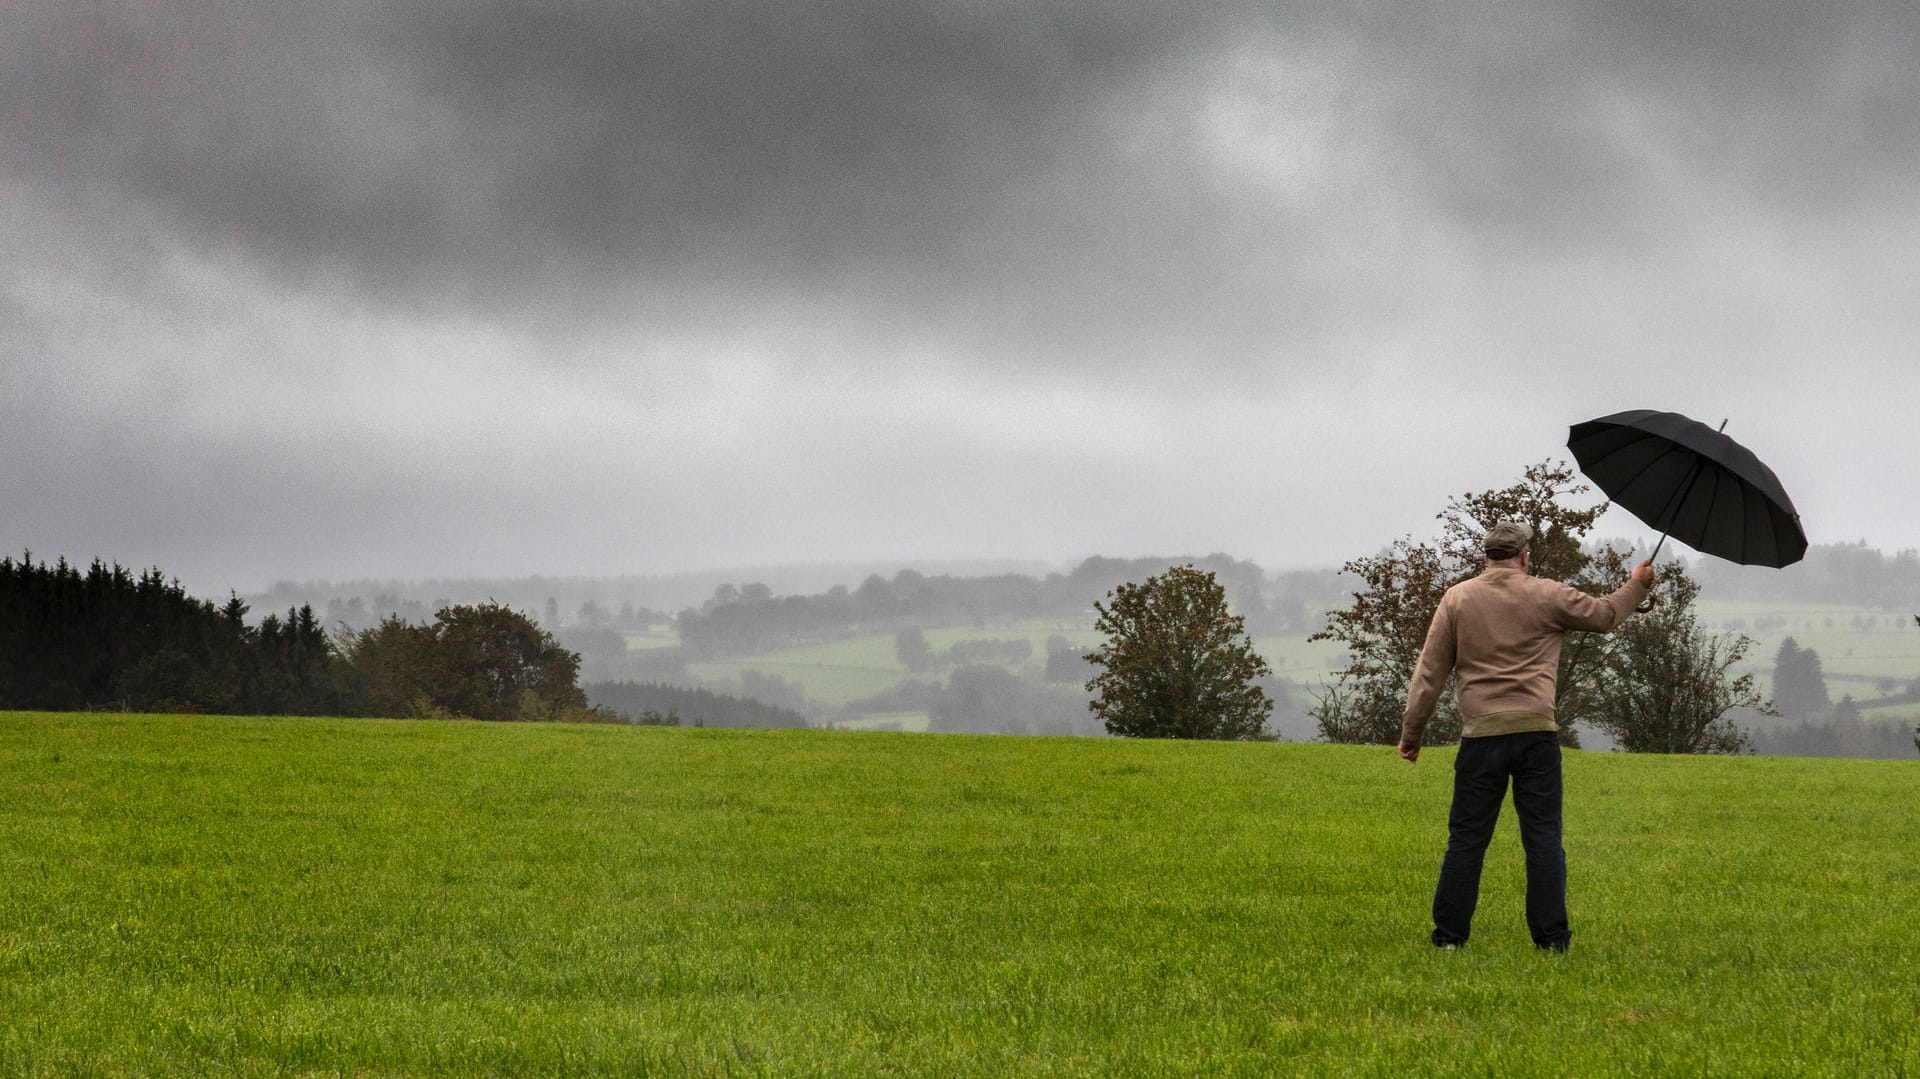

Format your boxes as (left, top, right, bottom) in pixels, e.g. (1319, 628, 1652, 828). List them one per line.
(673, 557, 1340, 659)
(2, 553, 587, 721)
(1690, 541, 1920, 607)
(1752, 700, 1919, 759)
(1, 555, 343, 714)
(584, 681, 809, 728)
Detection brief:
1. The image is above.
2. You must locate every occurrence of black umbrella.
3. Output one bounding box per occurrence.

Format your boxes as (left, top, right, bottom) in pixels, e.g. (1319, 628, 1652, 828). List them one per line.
(1566, 409, 1807, 568)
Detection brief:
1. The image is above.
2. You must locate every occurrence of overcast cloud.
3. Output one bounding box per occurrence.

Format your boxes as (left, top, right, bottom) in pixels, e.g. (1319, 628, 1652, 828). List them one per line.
(4, 1, 1917, 592)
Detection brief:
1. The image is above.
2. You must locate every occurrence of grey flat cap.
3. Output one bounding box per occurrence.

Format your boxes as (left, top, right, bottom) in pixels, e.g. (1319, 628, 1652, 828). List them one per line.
(1484, 520, 1533, 559)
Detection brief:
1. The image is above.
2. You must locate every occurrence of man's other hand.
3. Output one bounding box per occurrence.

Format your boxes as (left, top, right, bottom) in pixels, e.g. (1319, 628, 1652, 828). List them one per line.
(1398, 740, 1420, 763)
(1631, 559, 1655, 588)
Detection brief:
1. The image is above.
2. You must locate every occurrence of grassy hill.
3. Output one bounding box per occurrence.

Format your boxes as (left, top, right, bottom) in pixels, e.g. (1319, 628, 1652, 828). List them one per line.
(2, 713, 1914, 1076)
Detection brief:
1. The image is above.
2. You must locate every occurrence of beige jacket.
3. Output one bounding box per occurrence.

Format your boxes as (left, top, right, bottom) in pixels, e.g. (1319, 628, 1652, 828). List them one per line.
(1400, 565, 1651, 744)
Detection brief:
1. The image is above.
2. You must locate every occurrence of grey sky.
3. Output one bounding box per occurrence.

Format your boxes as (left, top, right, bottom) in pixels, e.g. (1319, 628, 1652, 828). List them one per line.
(4, 1, 1916, 593)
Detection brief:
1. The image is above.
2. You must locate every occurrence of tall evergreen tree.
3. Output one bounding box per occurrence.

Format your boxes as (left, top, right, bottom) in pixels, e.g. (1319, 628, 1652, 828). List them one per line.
(1771, 637, 1831, 719)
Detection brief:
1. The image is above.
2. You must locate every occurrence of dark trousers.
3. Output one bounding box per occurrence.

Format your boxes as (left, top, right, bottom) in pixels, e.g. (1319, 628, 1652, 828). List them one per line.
(1431, 730, 1570, 949)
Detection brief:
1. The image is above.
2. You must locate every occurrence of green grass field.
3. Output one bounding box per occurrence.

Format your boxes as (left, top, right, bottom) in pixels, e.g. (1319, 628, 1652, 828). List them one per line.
(3, 713, 1914, 1075)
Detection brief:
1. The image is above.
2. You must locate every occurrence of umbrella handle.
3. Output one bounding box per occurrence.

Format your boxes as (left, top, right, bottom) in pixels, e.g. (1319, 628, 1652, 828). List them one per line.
(1634, 533, 1670, 614)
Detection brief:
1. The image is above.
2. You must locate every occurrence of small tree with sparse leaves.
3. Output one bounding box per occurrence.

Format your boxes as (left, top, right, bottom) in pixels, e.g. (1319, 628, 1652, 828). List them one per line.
(1582, 565, 1768, 754)
(1309, 458, 1768, 755)
(1084, 565, 1273, 740)
(1310, 460, 1612, 746)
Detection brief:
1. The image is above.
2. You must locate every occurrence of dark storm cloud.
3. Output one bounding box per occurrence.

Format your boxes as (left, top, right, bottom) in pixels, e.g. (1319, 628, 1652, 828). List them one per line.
(5, 1, 1251, 341)
(9, 1, 1912, 361)
(1339, 4, 1920, 235)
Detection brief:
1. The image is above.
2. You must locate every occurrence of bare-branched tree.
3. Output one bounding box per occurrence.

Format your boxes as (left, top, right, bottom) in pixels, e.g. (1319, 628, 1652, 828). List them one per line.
(1581, 566, 1769, 754)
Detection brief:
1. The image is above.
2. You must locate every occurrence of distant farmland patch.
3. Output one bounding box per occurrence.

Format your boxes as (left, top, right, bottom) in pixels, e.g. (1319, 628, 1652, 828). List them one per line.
(1695, 600, 1920, 689)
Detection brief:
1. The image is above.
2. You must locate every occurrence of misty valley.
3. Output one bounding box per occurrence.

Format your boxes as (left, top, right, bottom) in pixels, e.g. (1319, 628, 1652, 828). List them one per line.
(225, 543, 1920, 759)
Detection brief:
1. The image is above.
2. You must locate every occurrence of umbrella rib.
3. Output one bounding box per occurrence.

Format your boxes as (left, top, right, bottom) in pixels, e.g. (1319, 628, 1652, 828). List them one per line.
(1750, 483, 1778, 566)
(1593, 432, 1688, 502)
(1598, 440, 1690, 524)
(1703, 467, 1731, 561)
(1648, 445, 1710, 536)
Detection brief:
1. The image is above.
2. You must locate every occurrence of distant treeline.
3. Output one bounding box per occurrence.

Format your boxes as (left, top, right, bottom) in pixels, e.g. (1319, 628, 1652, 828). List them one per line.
(246, 560, 1059, 632)
(1690, 541, 1920, 606)
(585, 681, 809, 728)
(675, 556, 1341, 659)
(302, 593, 665, 636)
(1752, 713, 1918, 760)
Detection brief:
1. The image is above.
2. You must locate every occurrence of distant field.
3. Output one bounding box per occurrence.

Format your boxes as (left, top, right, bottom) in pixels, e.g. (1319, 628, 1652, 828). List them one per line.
(1859, 701, 1920, 724)
(1694, 600, 1920, 692)
(689, 620, 1095, 707)
(3, 713, 1914, 1075)
(620, 626, 680, 651)
(827, 711, 932, 733)
(684, 620, 1344, 708)
(688, 635, 917, 706)
(1250, 633, 1349, 682)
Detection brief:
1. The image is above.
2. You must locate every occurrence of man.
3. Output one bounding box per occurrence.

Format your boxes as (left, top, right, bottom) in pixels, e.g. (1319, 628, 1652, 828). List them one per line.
(1398, 520, 1654, 952)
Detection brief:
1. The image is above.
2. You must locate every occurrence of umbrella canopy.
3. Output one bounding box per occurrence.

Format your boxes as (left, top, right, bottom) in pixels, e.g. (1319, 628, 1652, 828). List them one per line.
(1567, 409, 1808, 568)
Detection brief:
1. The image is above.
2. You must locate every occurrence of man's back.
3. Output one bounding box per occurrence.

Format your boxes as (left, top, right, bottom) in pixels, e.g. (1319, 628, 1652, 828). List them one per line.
(1404, 565, 1650, 742)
